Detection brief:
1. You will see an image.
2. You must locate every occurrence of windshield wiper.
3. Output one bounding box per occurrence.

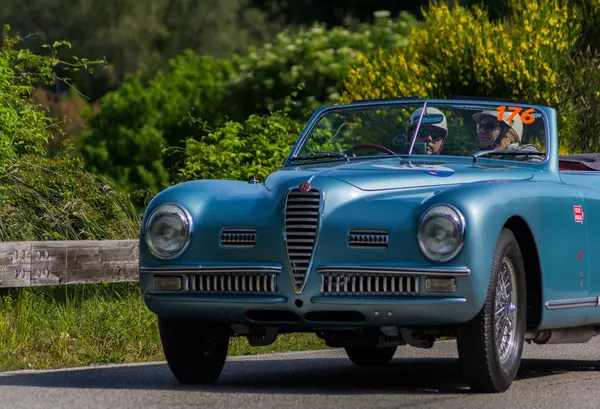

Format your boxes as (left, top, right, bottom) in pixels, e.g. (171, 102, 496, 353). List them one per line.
(289, 152, 350, 163)
(472, 149, 545, 164)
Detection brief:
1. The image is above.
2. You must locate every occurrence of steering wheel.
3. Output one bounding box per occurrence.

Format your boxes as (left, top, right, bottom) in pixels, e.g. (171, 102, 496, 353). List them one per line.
(343, 143, 396, 156)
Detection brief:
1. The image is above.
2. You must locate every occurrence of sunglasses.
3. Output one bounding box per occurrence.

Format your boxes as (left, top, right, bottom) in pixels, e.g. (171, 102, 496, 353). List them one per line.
(408, 126, 446, 141)
(477, 121, 501, 132)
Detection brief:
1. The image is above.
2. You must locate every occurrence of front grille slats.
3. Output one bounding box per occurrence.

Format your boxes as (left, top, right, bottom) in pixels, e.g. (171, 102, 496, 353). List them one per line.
(194, 272, 278, 295)
(284, 189, 321, 290)
(320, 272, 419, 296)
(348, 229, 388, 248)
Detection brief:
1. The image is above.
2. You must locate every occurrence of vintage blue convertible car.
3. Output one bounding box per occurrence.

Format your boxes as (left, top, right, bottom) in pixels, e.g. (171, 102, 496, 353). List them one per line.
(139, 97, 600, 393)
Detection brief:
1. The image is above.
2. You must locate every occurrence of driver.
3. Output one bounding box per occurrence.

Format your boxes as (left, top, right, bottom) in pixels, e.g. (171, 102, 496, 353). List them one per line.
(472, 110, 522, 150)
(406, 107, 448, 154)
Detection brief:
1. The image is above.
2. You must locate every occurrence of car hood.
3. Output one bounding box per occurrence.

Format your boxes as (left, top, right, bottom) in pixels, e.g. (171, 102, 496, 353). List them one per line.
(264, 157, 536, 191)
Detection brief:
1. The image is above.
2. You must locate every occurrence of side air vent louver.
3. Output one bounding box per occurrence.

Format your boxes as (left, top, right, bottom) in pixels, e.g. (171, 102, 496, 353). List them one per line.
(284, 188, 322, 291)
(348, 229, 388, 248)
(220, 228, 256, 247)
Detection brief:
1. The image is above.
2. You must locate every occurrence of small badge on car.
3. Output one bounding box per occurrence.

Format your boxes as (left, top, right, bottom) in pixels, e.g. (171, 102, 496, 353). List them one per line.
(574, 205, 584, 223)
(299, 182, 311, 191)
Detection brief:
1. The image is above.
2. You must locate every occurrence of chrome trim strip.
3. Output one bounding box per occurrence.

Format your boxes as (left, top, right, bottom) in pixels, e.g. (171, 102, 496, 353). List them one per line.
(146, 294, 287, 304)
(282, 187, 324, 294)
(311, 296, 467, 305)
(545, 297, 600, 310)
(140, 266, 282, 274)
(316, 266, 471, 276)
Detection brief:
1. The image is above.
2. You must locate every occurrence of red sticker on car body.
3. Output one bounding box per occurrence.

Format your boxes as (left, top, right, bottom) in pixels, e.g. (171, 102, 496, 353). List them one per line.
(574, 205, 584, 223)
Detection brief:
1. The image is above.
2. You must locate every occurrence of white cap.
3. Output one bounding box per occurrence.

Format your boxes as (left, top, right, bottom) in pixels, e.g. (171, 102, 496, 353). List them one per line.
(472, 110, 522, 142)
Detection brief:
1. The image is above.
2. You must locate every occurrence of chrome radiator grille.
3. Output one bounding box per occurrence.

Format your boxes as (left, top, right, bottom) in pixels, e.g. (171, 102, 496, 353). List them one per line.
(320, 271, 419, 296)
(193, 268, 279, 295)
(284, 188, 322, 291)
(195, 274, 276, 294)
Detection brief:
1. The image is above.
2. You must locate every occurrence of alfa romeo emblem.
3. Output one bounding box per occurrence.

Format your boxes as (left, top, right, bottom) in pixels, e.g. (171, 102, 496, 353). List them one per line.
(299, 182, 311, 191)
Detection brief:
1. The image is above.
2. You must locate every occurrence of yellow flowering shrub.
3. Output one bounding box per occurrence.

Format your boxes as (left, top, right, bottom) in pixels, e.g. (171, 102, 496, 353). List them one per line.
(341, 0, 580, 111)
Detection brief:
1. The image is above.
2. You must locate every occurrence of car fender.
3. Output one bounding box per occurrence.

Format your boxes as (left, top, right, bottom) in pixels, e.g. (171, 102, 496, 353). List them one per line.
(418, 178, 585, 319)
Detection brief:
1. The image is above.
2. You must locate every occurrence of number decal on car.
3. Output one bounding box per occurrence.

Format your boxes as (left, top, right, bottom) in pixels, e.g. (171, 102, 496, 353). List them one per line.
(496, 106, 536, 124)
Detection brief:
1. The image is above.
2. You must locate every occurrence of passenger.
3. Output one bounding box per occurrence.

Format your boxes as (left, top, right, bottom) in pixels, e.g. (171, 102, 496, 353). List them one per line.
(472, 110, 522, 150)
(406, 107, 448, 154)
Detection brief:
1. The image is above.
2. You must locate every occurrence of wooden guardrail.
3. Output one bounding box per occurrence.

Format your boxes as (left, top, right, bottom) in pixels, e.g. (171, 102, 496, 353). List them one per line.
(0, 240, 139, 287)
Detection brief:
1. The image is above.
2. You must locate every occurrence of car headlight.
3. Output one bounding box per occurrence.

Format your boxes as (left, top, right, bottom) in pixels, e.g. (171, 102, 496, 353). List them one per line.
(417, 204, 465, 262)
(145, 203, 192, 259)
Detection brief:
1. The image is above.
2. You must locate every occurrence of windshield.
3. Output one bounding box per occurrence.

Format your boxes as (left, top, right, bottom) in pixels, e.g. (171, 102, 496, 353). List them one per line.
(293, 101, 547, 162)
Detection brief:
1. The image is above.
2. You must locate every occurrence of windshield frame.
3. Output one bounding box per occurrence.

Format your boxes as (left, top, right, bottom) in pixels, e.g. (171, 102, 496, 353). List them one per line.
(285, 98, 552, 168)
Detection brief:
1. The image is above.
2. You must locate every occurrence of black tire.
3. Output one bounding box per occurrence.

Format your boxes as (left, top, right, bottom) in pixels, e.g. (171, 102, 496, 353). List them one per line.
(158, 317, 230, 385)
(457, 228, 527, 393)
(344, 346, 397, 366)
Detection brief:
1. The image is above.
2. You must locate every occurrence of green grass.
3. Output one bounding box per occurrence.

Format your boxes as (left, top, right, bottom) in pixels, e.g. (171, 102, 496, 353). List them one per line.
(0, 283, 328, 372)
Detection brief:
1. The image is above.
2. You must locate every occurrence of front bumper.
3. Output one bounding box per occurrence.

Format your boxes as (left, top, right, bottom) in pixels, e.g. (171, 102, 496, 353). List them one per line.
(140, 264, 481, 329)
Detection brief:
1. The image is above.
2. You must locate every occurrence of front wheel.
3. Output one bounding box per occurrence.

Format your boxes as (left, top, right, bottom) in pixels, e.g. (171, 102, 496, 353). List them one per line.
(344, 346, 397, 366)
(158, 317, 230, 385)
(456, 228, 527, 392)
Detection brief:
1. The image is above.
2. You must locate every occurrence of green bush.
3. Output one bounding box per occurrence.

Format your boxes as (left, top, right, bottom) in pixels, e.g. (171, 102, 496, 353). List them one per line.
(0, 27, 140, 241)
(556, 48, 600, 154)
(224, 12, 418, 120)
(81, 52, 234, 198)
(179, 103, 303, 183)
(340, 0, 581, 143)
(343, 0, 581, 102)
(81, 13, 418, 198)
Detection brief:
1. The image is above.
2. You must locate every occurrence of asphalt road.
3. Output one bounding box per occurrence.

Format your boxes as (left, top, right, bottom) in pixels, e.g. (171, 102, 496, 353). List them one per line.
(1, 337, 600, 409)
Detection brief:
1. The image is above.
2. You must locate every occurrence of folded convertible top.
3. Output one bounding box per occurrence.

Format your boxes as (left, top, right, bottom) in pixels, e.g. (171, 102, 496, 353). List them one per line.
(559, 153, 600, 171)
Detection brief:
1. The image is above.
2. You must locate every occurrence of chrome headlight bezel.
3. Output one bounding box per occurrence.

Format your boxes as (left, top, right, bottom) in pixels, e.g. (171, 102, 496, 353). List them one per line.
(417, 204, 466, 263)
(144, 203, 193, 260)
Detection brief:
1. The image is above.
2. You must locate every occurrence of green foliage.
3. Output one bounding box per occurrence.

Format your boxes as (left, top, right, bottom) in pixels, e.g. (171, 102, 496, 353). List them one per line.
(1, 144, 141, 241)
(179, 103, 303, 183)
(81, 13, 417, 197)
(342, 1, 580, 103)
(0, 31, 70, 163)
(0, 27, 140, 241)
(2, 0, 279, 100)
(0, 282, 326, 371)
(341, 1, 582, 148)
(252, 0, 511, 27)
(81, 52, 234, 198)
(556, 47, 600, 154)
(574, 0, 600, 52)
(225, 12, 418, 119)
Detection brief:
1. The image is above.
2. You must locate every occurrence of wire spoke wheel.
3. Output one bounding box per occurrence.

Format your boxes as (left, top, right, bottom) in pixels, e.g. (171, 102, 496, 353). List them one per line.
(495, 256, 518, 365)
(457, 228, 526, 393)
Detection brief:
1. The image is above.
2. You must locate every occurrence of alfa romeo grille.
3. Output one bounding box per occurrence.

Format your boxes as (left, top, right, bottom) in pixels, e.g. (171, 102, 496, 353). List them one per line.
(348, 229, 388, 248)
(284, 188, 321, 290)
(320, 271, 419, 296)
